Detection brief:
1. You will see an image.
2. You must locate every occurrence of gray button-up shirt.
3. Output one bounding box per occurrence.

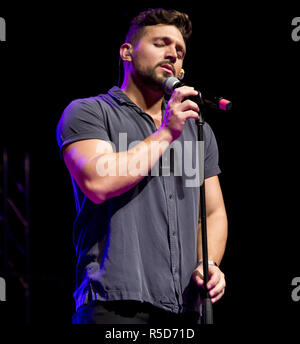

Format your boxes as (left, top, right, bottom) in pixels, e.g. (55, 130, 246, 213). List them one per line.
(56, 87, 221, 314)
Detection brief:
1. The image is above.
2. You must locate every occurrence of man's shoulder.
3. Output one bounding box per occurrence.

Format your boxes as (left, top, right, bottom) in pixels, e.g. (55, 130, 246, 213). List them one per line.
(63, 88, 119, 115)
(68, 91, 111, 108)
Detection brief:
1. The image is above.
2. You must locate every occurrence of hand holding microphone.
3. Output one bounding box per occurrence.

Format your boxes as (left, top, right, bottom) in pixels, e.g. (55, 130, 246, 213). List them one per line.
(161, 84, 200, 141)
(163, 77, 232, 111)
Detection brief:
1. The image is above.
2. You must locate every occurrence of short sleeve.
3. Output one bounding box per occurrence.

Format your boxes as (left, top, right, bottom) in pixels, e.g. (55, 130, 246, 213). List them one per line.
(56, 98, 110, 157)
(203, 122, 221, 179)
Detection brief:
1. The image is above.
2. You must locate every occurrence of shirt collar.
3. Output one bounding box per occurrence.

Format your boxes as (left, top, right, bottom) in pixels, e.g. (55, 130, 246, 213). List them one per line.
(107, 86, 167, 112)
(107, 86, 134, 106)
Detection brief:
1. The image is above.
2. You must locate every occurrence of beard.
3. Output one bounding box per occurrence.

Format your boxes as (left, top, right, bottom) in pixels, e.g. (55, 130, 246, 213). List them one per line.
(131, 59, 172, 91)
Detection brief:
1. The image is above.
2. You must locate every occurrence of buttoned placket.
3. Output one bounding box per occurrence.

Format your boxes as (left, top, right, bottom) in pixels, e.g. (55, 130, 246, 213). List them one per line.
(135, 106, 182, 313)
(162, 174, 182, 312)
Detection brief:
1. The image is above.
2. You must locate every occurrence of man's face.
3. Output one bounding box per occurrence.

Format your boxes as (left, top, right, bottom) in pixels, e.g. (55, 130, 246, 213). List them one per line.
(129, 24, 186, 89)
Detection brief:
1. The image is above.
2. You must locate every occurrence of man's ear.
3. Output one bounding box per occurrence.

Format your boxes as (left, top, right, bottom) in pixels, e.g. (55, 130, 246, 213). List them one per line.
(120, 43, 133, 62)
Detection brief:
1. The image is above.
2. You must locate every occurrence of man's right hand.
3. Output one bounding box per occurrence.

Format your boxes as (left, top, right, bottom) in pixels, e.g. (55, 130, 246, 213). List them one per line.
(161, 86, 200, 141)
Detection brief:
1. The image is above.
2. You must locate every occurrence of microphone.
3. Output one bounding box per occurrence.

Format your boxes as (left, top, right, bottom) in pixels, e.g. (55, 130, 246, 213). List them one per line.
(163, 77, 232, 111)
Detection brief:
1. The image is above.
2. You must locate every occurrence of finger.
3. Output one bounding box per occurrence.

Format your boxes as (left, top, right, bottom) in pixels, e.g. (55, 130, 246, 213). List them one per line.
(211, 288, 225, 304)
(180, 99, 199, 113)
(208, 271, 226, 298)
(182, 110, 200, 121)
(209, 280, 226, 299)
(207, 270, 221, 290)
(192, 269, 204, 287)
(171, 86, 198, 103)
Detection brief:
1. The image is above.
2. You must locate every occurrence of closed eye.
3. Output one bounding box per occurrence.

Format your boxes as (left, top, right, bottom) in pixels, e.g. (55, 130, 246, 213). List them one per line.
(153, 38, 185, 59)
(154, 42, 165, 47)
(176, 49, 185, 60)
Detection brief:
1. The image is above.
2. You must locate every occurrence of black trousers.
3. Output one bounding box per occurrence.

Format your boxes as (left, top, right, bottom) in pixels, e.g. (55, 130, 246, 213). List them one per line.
(72, 300, 201, 325)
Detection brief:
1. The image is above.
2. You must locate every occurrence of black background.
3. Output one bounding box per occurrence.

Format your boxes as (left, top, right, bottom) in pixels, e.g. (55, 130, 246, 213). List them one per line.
(0, 2, 299, 333)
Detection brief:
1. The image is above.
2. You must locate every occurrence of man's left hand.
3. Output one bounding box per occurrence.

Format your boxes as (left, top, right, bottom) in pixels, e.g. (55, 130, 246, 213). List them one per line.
(192, 264, 226, 303)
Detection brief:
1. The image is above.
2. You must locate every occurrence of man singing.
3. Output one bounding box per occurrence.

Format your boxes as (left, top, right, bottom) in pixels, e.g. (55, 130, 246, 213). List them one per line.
(56, 8, 227, 324)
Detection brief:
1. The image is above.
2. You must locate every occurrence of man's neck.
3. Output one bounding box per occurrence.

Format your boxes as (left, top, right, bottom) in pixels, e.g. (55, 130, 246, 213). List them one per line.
(120, 77, 164, 117)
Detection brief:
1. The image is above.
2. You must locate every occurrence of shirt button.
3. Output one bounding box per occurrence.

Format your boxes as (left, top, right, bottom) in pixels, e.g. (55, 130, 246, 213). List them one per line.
(169, 194, 173, 199)
(172, 231, 176, 236)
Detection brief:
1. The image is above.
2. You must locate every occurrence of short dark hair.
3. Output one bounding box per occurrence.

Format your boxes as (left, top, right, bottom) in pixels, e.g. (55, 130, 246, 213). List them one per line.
(125, 8, 192, 45)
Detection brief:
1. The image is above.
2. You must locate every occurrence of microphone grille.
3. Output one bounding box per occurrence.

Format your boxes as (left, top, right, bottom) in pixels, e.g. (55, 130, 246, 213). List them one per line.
(163, 77, 180, 95)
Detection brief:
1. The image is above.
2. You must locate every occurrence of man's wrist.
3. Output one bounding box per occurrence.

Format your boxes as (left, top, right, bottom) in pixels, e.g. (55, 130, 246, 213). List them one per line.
(197, 260, 218, 267)
(153, 127, 174, 144)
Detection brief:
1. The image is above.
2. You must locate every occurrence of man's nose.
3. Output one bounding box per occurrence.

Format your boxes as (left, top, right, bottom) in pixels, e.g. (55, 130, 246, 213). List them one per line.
(164, 45, 177, 63)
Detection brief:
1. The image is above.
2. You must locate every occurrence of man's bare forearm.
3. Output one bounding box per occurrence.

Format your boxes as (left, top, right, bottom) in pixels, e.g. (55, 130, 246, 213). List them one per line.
(197, 212, 228, 266)
(84, 128, 173, 203)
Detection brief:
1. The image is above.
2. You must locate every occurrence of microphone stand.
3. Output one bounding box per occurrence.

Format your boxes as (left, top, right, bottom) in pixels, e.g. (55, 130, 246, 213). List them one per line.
(195, 92, 214, 324)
